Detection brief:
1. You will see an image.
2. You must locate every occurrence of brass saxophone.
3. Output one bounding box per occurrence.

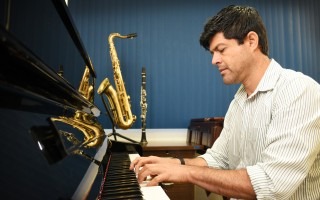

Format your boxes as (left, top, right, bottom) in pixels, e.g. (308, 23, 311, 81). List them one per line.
(97, 33, 137, 129)
(51, 66, 105, 149)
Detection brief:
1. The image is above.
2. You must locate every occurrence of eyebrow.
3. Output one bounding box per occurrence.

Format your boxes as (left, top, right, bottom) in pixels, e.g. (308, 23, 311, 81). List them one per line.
(210, 43, 226, 54)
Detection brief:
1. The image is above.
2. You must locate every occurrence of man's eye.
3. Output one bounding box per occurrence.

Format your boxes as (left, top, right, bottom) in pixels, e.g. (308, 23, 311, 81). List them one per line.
(218, 48, 226, 53)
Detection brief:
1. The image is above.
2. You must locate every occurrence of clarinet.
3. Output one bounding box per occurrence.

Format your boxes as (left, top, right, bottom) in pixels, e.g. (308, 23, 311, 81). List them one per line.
(140, 67, 148, 144)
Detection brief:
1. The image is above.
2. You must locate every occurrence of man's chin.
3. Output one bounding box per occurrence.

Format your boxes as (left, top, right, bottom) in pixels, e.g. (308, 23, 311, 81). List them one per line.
(222, 78, 232, 85)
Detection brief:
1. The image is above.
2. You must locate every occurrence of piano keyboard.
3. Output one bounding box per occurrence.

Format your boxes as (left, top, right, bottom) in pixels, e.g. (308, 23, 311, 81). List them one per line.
(98, 152, 143, 200)
(72, 138, 169, 200)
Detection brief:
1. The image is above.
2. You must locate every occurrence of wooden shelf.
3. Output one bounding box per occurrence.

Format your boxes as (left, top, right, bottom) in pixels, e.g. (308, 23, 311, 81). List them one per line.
(187, 117, 224, 149)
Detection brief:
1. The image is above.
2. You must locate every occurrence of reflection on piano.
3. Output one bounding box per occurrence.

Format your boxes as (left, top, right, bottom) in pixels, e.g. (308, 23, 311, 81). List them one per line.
(0, 0, 169, 199)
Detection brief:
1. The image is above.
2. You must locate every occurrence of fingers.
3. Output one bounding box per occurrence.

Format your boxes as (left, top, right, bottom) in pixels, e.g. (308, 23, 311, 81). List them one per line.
(129, 156, 169, 186)
(146, 176, 161, 186)
(129, 156, 158, 172)
(137, 163, 158, 184)
(129, 157, 139, 170)
(130, 157, 148, 173)
(141, 169, 164, 186)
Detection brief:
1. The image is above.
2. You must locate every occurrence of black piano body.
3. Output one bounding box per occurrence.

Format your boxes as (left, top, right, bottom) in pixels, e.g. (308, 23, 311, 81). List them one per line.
(0, 0, 142, 199)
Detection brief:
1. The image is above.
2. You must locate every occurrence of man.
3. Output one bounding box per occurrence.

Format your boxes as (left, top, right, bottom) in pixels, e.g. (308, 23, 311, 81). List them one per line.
(130, 5, 320, 199)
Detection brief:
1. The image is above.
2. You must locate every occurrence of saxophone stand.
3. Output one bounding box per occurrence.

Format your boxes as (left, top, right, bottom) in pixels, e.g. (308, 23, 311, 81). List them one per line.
(101, 95, 138, 143)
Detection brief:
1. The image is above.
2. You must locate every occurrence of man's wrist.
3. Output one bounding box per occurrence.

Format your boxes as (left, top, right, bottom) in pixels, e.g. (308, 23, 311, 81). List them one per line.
(178, 157, 185, 165)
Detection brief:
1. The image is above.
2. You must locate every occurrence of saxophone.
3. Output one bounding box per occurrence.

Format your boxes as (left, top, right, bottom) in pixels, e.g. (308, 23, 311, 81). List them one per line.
(97, 33, 137, 129)
(51, 66, 105, 149)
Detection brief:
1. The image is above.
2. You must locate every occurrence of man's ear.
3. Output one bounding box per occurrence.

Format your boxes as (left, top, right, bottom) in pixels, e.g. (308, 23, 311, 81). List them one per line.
(246, 31, 259, 50)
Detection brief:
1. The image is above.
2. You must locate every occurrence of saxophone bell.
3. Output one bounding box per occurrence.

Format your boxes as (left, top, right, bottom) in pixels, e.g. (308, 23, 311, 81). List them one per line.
(50, 114, 105, 149)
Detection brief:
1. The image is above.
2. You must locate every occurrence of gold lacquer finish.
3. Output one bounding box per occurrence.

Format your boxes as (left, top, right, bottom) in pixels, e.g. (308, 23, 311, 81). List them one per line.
(97, 33, 137, 129)
(78, 66, 94, 103)
(52, 66, 105, 148)
(51, 113, 104, 148)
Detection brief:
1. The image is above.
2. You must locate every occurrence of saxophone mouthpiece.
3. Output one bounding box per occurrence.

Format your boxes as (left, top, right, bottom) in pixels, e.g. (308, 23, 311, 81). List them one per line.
(127, 33, 137, 39)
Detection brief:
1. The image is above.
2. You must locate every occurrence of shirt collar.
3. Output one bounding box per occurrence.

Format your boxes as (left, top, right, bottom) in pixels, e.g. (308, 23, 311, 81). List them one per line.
(235, 59, 283, 100)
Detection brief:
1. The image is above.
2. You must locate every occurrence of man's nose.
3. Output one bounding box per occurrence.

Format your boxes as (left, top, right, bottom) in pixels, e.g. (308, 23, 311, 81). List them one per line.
(212, 53, 221, 65)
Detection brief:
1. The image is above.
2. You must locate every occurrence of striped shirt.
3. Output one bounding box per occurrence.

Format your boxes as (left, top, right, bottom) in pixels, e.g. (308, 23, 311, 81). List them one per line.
(199, 59, 320, 199)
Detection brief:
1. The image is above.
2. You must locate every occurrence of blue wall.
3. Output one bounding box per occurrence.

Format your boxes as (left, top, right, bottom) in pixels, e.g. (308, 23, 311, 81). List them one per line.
(69, 0, 320, 129)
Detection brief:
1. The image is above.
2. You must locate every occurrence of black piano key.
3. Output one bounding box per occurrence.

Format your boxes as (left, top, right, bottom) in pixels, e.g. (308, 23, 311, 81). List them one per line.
(98, 152, 143, 200)
(106, 175, 137, 181)
(103, 188, 141, 195)
(104, 182, 140, 189)
(101, 190, 143, 200)
(104, 179, 138, 185)
(108, 170, 132, 176)
(101, 194, 143, 200)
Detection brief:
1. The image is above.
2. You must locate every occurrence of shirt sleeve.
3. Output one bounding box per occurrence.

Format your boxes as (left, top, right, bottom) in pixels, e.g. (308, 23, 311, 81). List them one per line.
(247, 76, 320, 199)
(198, 129, 229, 168)
(198, 100, 236, 169)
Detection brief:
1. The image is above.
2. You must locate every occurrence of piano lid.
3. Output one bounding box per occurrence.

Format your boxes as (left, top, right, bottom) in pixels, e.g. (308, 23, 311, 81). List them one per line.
(0, 26, 99, 116)
(51, 0, 96, 78)
(0, 0, 99, 116)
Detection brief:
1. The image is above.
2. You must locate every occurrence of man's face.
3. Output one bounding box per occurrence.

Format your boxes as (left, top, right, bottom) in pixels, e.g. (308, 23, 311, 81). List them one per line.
(209, 32, 251, 85)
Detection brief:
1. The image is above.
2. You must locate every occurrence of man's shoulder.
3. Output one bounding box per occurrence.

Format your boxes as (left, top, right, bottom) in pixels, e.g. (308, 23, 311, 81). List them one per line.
(268, 59, 319, 89)
(278, 68, 319, 88)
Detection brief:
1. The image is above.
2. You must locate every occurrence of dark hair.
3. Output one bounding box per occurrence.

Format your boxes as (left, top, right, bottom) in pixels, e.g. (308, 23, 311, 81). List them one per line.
(199, 5, 269, 56)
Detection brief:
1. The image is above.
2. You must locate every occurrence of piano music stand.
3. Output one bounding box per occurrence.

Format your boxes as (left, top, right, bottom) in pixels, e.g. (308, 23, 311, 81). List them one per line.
(100, 95, 138, 143)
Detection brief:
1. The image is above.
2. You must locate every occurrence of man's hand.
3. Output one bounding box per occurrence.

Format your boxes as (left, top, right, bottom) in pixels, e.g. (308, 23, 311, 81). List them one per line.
(129, 156, 183, 186)
(137, 163, 190, 186)
(129, 156, 179, 173)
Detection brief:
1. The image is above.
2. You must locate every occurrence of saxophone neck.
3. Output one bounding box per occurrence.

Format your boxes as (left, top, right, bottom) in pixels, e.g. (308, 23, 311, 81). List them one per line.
(108, 32, 137, 42)
(108, 33, 138, 64)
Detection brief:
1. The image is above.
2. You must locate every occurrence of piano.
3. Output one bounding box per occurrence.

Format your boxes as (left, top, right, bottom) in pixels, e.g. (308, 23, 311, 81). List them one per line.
(0, 0, 168, 199)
